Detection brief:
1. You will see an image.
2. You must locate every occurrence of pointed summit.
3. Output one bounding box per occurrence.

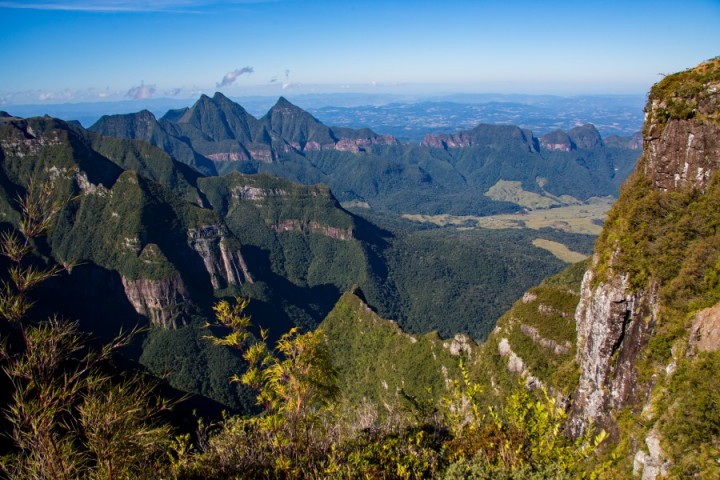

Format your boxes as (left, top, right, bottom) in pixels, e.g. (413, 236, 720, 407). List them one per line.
(178, 91, 261, 143)
(272, 96, 294, 108)
(263, 96, 335, 147)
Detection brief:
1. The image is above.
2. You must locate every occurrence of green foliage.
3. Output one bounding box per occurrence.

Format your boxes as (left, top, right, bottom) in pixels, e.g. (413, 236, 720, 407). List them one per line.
(139, 322, 254, 412)
(170, 291, 607, 479)
(325, 427, 445, 479)
(199, 297, 340, 477)
(1, 321, 175, 480)
(0, 181, 176, 479)
(91, 92, 640, 216)
(468, 261, 585, 408)
(443, 385, 607, 479)
(595, 167, 720, 373)
(383, 227, 584, 340)
(659, 351, 720, 478)
(321, 290, 465, 416)
(646, 57, 720, 129)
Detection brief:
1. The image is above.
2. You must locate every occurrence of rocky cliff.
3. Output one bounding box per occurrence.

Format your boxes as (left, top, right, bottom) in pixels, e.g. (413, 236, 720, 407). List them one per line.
(421, 124, 539, 152)
(570, 58, 720, 478)
(187, 224, 254, 289)
(121, 274, 191, 329)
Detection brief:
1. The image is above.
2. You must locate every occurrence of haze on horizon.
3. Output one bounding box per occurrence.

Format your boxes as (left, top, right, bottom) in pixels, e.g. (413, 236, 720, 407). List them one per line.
(1, 0, 718, 106)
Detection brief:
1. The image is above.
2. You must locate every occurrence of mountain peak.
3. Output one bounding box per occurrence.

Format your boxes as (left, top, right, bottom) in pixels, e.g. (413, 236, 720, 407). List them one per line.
(270, 96, 301, 112)
(88, 109, 159, 141)
(212, 91, 232, 103)
(262, 96, 334, 145)
(567, 124, 602, 149)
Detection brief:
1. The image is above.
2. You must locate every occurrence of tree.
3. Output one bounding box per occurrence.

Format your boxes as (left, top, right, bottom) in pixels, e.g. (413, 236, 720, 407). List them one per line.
(203, 297, 339, 477)
(0, 176, 175, 480)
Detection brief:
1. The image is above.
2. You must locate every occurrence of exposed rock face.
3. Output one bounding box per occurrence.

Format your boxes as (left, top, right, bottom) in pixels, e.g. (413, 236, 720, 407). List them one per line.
(498, 337, 543, 389)
(121, 274, 191, 329)
(571, 268, 656, 435)
(421, 124, 539, 152)
(207, 151, 251, 162)
(122, 225, 255, 327)
(270, 219, 353, 240)
(187, 225, 253, 289)
(334, 134, 398, 152)
(443, 334, 474, 356)
(520, 324, 571, 355)
(688, 301, 720, 353)
(644, 69, 720, 192)
(633, 428, 670, 479)
(644, 118, 720, 191)
(540, 129, 574, 152)
(569, 59, 720, 477)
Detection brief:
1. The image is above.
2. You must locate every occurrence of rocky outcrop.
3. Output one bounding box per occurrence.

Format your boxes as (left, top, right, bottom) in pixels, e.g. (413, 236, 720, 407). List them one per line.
(206, 145, 275, 164)
(187, 225, 253, 289)
(643, 64, 720, 192)
(570, 268, 657, 435)
(569, 60, 720, 477)
(334, 134, 398, 152)
(498, 337, 543, 389)
(520, 324, 572, 355)
(421, 124, 539, 152)
(231, 185, 288, 201)
(270, 219, 353, 240)
(633, 428, 670, 479)
(688, 301, 720, 353)
(121, 274, 191, 329)
(207, 151, 251, 162)
(443, 334, 474, 356)
(539, 129, 574, 152)
(643, 117, 720, 191)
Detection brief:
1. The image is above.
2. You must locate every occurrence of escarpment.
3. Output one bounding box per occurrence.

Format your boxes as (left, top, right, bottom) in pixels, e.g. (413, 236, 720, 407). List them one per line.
(569, 58, 720, 477)
(187, 224, 254, 289)
(121, 274, 191, 329)
(643, 62, 720, 192)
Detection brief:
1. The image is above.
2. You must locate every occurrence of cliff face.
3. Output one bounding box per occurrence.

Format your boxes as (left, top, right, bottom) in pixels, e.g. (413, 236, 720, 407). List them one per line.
(187, 224, 254, 289)
(643, 72, 720, 191)
(421, 124, 539, 152)
(571, 270, 657, 436)
(121, 274, 191, 329)
(570, 58, 720, 477)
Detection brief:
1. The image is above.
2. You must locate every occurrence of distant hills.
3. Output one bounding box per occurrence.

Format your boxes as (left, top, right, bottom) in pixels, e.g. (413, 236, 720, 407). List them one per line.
(90, 93, 641, 216)
(4, 93, 645, 137)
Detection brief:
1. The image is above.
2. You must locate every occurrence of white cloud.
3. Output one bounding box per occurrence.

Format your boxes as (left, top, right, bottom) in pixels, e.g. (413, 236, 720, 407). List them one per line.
(216, 66, 254, 87)
(126, 83, 156, 99)
(38, 89, 76, 101)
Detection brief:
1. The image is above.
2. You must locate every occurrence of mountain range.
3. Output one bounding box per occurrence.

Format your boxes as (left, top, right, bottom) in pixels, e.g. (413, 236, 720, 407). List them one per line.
(90, 92, 640, 216)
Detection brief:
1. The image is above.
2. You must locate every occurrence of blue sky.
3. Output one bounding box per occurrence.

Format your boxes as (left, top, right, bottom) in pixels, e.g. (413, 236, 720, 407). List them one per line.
(1, 0, 718, 105)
